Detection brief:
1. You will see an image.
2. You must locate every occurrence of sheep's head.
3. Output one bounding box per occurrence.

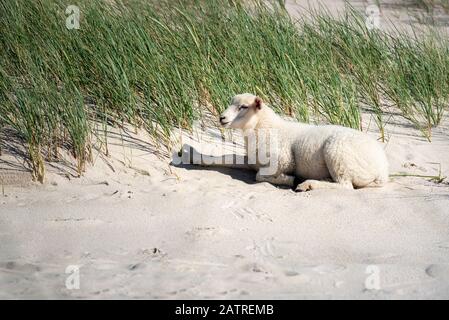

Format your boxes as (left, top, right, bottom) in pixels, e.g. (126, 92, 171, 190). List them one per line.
(219, 93, 263, 130)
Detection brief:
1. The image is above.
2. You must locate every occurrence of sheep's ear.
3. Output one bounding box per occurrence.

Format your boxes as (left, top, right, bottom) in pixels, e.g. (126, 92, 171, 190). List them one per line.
(254, 97, 262, 110)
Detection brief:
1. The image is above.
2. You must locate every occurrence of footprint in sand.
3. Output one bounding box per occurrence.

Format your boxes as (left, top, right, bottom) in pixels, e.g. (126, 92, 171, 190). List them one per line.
(217, 289, 250, 297)
(230, 207, 273, 222)
(425, 264, 449, 281)
(50, 217, 106, 226)
(247, 238, 279, 258)
(140, 247, 167, 259)
(284, 270, 300, 277)
(2, 261, 41, 273)
(128, 262, 145, 271)
(221, 192, 273, 222)
(185, 227, 231, 241)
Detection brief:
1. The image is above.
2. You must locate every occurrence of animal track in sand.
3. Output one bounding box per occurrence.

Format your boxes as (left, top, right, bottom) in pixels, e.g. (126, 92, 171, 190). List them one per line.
(217, 288, 249, 297)
(402, 162, 427, 172)
(248, 263, 270, 274)
(64, 193, 102, 203)
(185, 227, 231, 240)
(229, 207, 273, 222)
(219, 193, 273, 222)
(284, 270, 300, 277)
(425, 264, 449, 281)
(128, 262, 145, 271)
(246, 238, 282, 259)
(140, 247, 167, 259)
(49, 217, 107, 225)
(1, 261, 41, 273)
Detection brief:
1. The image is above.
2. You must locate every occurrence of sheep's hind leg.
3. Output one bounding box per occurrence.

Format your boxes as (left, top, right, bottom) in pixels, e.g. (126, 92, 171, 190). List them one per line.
(256, 171, 295, 187)
(295, 179, 353, 192)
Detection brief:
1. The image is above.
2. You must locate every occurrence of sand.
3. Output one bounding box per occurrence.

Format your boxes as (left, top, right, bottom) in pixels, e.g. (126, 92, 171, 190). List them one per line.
(1, 0, 449, 300)
(1, 109, 449, 299)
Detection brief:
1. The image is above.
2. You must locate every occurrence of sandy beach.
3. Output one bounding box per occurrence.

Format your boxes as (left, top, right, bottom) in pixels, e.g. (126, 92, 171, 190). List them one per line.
(1, 107, 449, 299)
(1, 0, 449, 300)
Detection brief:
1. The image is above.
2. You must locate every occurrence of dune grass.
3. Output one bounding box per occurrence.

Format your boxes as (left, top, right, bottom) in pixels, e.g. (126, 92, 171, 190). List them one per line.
(0, 0, 448, 181)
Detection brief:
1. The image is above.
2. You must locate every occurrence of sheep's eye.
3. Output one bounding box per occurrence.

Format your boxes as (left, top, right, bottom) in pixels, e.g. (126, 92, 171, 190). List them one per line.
(239, 105, 248, 110)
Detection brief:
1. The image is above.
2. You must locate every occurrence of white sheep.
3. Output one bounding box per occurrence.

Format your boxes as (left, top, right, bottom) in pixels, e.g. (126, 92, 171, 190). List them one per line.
(190, 93, 389, 191)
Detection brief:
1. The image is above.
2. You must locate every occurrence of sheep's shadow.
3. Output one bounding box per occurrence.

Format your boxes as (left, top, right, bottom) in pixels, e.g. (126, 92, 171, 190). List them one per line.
(174, 161, 257, 185)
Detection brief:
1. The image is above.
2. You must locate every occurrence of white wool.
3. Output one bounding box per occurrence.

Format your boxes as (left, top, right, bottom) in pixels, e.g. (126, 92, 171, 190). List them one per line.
(220, 93, 389, 190)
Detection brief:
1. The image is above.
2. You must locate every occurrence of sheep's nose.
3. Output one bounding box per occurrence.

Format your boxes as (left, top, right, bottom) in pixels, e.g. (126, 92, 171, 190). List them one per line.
(219, 116, 226, 121)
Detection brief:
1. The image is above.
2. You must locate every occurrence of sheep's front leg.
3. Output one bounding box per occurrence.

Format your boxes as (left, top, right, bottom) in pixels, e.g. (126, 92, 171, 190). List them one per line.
(256, 171, 295, 187)
(295, 179, 353, 192)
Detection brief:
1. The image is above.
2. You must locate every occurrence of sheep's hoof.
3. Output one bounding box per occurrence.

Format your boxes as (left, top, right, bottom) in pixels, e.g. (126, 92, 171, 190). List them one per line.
(295, 181, 313, 192)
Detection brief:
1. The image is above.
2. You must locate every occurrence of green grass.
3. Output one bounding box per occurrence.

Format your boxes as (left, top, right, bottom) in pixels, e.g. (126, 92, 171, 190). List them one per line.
(1, 0, 448, 181)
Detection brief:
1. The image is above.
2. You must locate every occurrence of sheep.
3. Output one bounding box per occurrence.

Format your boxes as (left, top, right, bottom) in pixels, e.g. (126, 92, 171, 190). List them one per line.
(187, 93, 389, 191)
